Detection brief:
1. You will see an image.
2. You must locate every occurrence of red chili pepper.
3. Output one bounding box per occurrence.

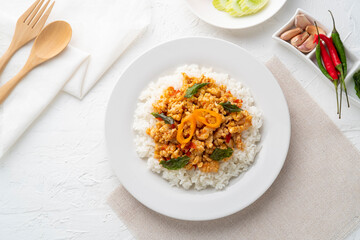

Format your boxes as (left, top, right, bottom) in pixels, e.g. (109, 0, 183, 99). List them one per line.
(318, 34, 342, 67)
(170, 89, 180, 97)
(225, 133, 232, 143)
(171, 124, 175, 129)
(320, 41, 338, 80)
(189, 142, 196, 149)
(185, 151, 191, 157)
(234, 99, 240, 103)
(156, 117, 163, 121)
(313, 34, 318, 43)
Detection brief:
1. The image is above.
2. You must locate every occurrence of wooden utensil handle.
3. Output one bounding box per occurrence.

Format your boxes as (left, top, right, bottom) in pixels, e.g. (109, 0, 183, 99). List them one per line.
(0, 67, 29, 104)
(0, 47, 16, 75)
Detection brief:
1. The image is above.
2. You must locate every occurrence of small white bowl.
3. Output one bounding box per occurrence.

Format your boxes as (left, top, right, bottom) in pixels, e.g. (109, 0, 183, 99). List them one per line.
(272, 8, 360, 108)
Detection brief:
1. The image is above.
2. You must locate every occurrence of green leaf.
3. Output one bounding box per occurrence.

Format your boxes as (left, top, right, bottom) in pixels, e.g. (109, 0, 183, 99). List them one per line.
(151, 112, 174, 124)
(219, 101, 242, 112)
(210, 148, 234, 161)
(184, 83, 209, 98)
(354, 70, 360, 99)
(160, 156, 190, 170)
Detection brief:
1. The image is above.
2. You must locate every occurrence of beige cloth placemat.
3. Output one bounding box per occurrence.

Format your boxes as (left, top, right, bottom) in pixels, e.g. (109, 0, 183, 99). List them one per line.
(108, 57, 360, 240)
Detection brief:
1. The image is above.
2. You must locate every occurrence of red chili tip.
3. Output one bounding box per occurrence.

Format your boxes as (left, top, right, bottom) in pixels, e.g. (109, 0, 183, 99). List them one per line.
(225, 133, 232, 143)
(313, 34, 318, 44)
(189, 142, 197, 149)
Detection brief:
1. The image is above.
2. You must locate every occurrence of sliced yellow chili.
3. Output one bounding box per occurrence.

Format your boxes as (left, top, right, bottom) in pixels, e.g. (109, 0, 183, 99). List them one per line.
(193, 109, 222, 128)
(176, 114, 196, 144)
(176, 109, 222, 144)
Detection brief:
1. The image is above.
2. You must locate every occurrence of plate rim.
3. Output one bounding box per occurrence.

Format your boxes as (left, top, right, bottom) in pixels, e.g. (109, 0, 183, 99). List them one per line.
(105, 36, 291, 221)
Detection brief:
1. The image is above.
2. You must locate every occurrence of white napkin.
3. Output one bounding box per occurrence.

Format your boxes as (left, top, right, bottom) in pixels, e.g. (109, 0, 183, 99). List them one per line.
(0, 0, 151, 158)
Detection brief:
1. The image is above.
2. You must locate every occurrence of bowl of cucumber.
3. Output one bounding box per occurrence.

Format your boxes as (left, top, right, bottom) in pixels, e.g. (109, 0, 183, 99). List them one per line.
(184, 0, 287, 29)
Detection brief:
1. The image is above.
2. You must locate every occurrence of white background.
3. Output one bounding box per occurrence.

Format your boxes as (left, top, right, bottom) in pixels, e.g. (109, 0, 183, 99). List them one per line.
(1, 0, 360, 239)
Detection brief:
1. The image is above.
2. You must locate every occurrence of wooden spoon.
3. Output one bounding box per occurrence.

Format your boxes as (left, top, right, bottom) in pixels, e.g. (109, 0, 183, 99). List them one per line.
(0, 21, 72, 104)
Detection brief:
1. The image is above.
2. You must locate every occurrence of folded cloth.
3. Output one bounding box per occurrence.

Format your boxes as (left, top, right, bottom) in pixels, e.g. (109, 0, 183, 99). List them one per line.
(0, 0, 151, 158)
(108, 57, 360, 240)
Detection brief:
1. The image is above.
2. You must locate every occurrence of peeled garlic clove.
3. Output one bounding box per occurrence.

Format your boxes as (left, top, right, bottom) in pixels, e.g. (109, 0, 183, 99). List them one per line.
(295, 13, 312, 29)
(280, 28, 303, 41)
(291, 32, 309, 47)
(306, 25, 326, 36)
(297, 35, 316, 53)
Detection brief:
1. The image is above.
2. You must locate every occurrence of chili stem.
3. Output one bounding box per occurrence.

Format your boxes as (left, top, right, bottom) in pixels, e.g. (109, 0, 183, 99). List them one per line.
(342, 75, 350, 107)
(334, 80, 339, 115)
(339, 79, 342, 119)
(336, 65, 350, 108)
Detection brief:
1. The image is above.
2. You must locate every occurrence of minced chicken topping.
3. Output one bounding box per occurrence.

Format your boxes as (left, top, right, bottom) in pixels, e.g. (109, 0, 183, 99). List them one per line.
(146, 73, 252, 173)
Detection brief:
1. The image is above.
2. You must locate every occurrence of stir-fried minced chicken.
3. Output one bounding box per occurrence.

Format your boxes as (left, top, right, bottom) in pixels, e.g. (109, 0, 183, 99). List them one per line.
(146, 73, 252, 173)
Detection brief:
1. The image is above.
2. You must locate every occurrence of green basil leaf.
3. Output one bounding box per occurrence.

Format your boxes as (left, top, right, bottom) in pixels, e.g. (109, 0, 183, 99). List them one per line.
(160, 156, 190, 170)
(184, 83, 209, 98)
(354, 70, 360, 99)
(210, 147, 234, 161)
(219, 101, 242, 112)
(151, 112, 174, 124)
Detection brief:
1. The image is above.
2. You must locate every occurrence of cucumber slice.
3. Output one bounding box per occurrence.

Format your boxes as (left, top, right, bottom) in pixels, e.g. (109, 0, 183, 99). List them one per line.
(212, 0, 229, 11)
(239, 0, 269, 14)
(226, 0, 246, 17)
(226, 0, 268, 17)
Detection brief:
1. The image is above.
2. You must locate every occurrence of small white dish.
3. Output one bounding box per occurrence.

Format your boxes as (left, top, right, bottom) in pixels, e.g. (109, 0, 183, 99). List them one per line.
(184, 0, 287, 29)
(105, 37, 290, 221)
(273, 8, 360, 108)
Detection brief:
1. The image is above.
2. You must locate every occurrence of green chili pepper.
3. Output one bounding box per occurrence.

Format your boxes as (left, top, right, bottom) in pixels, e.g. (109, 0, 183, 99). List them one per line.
(329, 10, 349, 108)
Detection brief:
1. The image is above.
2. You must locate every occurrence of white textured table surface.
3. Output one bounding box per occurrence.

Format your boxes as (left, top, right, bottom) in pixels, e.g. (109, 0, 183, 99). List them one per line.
(1, 0, 360, 239)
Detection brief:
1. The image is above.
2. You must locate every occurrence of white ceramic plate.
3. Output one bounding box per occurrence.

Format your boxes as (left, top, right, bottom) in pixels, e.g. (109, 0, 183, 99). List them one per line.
(105, 37, 290, 221)
(184, 0, 287, 29)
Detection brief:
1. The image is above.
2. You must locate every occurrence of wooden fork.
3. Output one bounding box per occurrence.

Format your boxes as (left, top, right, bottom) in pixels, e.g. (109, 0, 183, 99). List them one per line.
(0, 0, 55, 74)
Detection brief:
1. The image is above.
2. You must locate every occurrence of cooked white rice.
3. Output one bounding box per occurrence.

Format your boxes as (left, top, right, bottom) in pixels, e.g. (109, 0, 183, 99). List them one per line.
(133, 65, 262, 190)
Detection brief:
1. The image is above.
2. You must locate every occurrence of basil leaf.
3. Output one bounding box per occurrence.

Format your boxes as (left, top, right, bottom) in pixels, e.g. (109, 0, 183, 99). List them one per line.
(354, 70, 360, 99)
(151, 112, 174, 124)
(210, 147, 233, 161)
(160, 156, 190, 170)
(219, 101, 242, 112)
(184, 83, 209, 98)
